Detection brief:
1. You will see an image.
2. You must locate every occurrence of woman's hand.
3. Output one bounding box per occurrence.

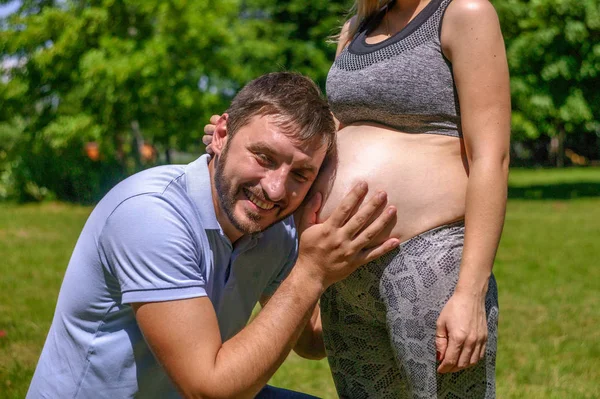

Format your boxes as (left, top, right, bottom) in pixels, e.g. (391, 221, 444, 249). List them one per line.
(435, 289, 488, 373)
(202, 114, 221, 155)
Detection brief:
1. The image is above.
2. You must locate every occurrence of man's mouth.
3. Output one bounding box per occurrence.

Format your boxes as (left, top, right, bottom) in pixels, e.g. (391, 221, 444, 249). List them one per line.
(243, 188, 275, 211)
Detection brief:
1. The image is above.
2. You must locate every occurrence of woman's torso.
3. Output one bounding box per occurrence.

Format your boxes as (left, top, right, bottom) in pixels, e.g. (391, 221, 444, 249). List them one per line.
(317, 126, 467, 243)
(319, 0, 468, 244)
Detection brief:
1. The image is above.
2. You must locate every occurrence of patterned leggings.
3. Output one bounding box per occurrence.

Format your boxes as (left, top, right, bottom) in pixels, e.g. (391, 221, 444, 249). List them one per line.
(320, 222, 498, 399)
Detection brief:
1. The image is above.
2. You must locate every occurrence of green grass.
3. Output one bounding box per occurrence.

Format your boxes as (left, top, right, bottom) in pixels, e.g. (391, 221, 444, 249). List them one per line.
(0, 203, 92, 397)
(1, 167, 599, 398)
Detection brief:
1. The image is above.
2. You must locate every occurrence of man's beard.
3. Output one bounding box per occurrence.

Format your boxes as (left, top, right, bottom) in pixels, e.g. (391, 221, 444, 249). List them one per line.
(214, 147, 288, 235)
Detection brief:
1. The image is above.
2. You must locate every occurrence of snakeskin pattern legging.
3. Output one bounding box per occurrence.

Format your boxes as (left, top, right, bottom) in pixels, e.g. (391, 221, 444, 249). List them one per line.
(320, 222, 498, 399)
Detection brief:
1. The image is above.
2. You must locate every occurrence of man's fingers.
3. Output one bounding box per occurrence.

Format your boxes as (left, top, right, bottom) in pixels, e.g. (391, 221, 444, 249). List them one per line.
(298, 192, 322, 234)
(356, 237, 400, 265)
(209, 114, 220, 124)
(326, 181, 368, 228)
(343, 191, 388, 238)
(351, 203, 396, 249)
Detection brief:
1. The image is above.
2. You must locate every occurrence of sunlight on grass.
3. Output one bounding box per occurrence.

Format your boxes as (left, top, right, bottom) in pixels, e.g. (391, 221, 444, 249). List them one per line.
(1, 168, 599, 398)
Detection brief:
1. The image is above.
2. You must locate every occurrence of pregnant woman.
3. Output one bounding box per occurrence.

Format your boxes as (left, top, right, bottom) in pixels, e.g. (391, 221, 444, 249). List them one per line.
(204, 0, 510, 397)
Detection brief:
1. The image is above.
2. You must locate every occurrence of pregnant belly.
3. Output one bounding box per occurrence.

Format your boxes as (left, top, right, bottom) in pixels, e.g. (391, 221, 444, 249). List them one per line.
(315, 125, 469, 244)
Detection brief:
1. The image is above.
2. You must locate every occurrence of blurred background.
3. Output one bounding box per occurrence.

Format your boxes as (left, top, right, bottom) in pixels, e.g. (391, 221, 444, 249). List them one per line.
(0, 0, 599, 203)
(0, 0, 598, 398)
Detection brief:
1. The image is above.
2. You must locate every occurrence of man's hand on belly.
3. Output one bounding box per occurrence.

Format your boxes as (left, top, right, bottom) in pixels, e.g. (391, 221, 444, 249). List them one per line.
(295, 181, 400, 289)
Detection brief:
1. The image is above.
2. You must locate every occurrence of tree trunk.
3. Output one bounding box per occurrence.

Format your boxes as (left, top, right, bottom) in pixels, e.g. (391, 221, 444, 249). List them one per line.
(557, 127, 566, 168)
(131, 120, 143, 169)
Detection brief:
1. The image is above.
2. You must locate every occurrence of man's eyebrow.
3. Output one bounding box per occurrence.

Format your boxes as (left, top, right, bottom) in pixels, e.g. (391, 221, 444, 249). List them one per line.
(247, 142, 275, 154)
(294, 163, 319, 175)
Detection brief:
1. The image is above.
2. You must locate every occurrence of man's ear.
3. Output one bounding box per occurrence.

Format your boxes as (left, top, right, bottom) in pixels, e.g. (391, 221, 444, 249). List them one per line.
(212, 113, 229, 157)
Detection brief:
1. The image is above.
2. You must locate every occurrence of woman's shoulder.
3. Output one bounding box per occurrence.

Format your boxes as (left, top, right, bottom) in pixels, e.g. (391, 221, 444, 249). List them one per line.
(441, 0, 502, 56)
(336, 16, 358, 58)
(443, 0, 499, 26)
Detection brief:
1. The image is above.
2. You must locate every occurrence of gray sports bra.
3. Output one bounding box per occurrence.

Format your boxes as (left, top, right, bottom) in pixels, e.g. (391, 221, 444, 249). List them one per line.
(326, 0, 462, 137)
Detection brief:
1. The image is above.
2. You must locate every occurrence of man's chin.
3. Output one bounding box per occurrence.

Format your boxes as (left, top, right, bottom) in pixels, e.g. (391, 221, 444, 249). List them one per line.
(227, 212, 265, 235)
(232, 211, 287, 235)
(233, 222, 265, 235)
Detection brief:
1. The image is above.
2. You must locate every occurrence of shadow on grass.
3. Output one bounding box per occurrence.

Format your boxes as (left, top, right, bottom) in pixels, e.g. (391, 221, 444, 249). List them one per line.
(508, 182, 600, 200)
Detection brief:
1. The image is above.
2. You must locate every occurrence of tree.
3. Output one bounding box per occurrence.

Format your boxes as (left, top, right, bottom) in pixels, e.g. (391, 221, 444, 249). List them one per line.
(495, 0, 600, 166)
(0, 0, 238, 201)
(223, 0, 351, 89)
(0, 0, 354, 202)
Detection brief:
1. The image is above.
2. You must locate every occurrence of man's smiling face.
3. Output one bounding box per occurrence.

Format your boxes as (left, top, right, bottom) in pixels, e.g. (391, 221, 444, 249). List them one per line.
(212, 114, 326, 240)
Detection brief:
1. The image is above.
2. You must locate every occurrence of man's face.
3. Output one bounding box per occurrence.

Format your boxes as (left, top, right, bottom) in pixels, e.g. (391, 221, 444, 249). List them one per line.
(212, 115, 326, 238)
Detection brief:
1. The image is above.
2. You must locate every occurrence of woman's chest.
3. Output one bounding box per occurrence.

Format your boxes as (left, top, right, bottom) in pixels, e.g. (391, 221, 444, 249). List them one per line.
(326, 44, 458, 131)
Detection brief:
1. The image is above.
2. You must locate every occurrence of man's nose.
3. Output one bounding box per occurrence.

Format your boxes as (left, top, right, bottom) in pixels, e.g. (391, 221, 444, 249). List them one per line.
(262, 169, 288, 203)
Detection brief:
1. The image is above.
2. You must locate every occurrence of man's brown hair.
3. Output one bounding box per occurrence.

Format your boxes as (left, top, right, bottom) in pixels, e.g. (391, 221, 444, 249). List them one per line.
(226, 72, 336, 154)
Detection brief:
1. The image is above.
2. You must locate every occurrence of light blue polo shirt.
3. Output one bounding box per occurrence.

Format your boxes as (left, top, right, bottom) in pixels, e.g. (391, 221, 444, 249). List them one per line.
(27, 155, 298, 398)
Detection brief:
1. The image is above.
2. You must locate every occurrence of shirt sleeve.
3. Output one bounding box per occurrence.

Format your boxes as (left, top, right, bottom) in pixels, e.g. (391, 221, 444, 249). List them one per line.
(261, 218, 299, 298)
(98, 194, 208, 304)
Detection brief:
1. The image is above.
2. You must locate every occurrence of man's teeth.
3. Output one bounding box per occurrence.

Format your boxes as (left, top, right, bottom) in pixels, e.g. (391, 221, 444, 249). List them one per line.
(245, 189, 274, 210)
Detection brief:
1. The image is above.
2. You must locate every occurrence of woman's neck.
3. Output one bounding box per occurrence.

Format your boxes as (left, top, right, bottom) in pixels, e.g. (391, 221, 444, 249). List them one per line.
(386, 0, 431, 33)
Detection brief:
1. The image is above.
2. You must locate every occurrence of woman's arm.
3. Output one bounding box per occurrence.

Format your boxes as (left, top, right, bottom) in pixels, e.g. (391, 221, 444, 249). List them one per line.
(202, 114, 220, 155)
(336, 17, 355, 58)
(331, 17, 358, 131)
(436, 0, 511, 374)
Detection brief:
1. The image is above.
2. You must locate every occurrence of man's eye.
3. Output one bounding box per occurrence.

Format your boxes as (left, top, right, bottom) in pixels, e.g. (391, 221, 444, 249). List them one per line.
(293, 172, 309, 183)
(256, 153, 272, 166)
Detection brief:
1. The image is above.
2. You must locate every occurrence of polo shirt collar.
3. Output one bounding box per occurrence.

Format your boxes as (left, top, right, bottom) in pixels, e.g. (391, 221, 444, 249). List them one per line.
(186, 154, 221, 230)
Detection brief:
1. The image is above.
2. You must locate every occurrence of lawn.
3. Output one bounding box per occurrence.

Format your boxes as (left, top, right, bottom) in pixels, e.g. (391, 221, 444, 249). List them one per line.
(1, 167, 599, 398)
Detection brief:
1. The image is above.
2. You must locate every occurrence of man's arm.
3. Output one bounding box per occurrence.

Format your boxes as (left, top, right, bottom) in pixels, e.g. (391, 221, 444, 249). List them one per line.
(133, 182, 399, 399)
(259, 296, 325, 360)
(133, 266, 323, 399)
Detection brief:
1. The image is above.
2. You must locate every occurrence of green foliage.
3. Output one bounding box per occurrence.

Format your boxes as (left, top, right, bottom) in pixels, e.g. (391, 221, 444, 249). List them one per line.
(2, 0, 600, 200)
(0, 0, 355, 202)
(0, 0, 238, 202)
(496, 0, 600, 142)
(0, 117, 25, 199)
(223, 0, 350, 88)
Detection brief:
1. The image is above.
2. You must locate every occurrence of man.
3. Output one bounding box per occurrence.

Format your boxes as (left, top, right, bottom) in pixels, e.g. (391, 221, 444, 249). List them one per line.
(28, 72, 399, 398)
